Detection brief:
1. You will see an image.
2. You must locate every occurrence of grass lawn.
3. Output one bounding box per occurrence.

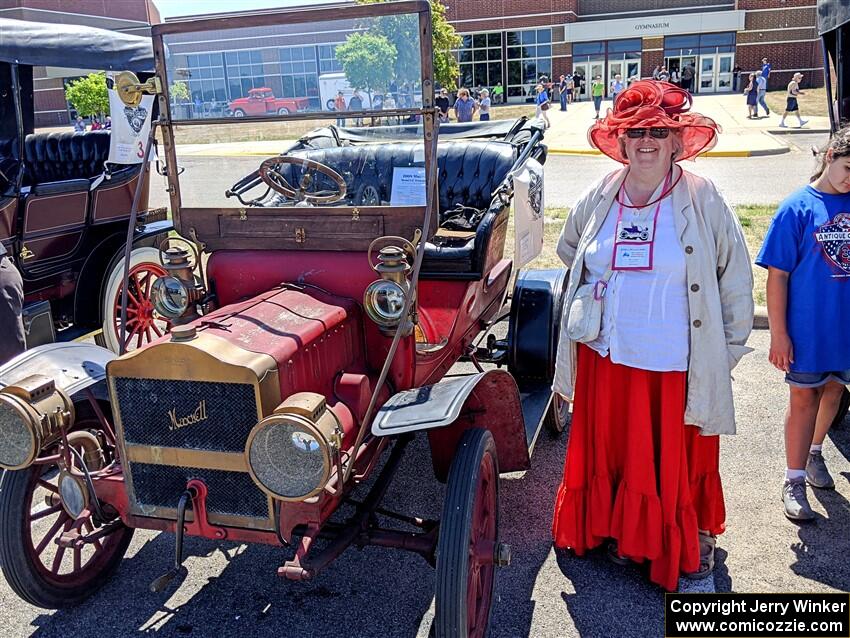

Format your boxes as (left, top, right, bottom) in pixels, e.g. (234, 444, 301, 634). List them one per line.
(505, 204, 776, 306)
(764, 86, 828, 118)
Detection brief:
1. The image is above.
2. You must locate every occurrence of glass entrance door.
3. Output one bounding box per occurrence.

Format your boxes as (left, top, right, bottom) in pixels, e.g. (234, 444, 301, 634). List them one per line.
(573, 60, 603, 100)
(625, 60, 641, 85)
(609, 60, 624, 96)
(716, 53, 734, 92)
(699, 55, 716, 93)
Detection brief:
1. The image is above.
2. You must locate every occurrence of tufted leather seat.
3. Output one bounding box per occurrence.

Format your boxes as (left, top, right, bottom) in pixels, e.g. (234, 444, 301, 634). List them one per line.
(281, 142, 517, 277)
(22, 131, 112, 185)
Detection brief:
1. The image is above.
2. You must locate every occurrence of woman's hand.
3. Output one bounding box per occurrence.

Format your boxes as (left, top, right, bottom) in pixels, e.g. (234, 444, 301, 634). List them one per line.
(769, 331, 794, 372)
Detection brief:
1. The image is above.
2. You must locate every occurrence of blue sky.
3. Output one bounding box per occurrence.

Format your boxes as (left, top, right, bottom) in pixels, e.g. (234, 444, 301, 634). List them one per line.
(153, 0, 343, 20)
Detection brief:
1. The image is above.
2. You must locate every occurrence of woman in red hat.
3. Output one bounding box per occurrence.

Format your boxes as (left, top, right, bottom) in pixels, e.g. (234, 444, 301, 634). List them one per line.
(551, 80, 754, 591)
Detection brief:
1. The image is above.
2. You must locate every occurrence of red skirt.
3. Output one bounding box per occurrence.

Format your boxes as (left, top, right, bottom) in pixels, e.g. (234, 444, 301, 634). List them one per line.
(552, 344, 726, 592)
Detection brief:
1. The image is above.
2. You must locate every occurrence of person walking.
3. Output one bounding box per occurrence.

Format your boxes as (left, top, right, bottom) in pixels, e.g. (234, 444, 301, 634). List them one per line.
(559, 74, 568, 111)
(534, 84, 551, 128)
(755, 70, 769, 117)
(761, 57, 772, 82)
(756, 127, 850, 521)
(478, 89, 491, 121)
(566, 74, 574, 104)
(552, 79, 753, 591)
(435, 88, 451, 123)
(681, 64, 695, 93)
(591, 75, 605, 119)
(349, 89, 364, 126)
(334, 91, 347, 127)
(779, 73, 808, 128)
(744, 73, 758, 119)
(732, 64, 742, 92)
(452, 87, 477, 123)
(0, 245, 25, 365)
(609, 73, 625, 105)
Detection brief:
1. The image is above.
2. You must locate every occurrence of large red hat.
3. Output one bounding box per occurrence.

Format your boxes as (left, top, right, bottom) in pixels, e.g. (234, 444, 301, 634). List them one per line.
(588, 80, 720, 163)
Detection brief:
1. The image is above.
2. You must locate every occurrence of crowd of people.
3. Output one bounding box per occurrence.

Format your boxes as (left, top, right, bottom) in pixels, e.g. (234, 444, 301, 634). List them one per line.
(73, 115, 111, 132)
(741, 58, 810, 128)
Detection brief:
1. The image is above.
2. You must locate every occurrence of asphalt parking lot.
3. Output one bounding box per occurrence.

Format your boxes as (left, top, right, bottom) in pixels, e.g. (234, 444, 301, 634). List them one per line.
(2, 329, 849, 638)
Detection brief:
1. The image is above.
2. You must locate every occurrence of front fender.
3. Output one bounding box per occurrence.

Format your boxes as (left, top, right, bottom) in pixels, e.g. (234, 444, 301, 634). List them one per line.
(371, 369, 529, 481)
(0, 343, 115, 397)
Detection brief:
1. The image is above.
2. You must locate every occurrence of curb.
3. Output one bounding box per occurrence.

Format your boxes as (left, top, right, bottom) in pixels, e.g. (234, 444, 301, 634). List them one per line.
(753, 305, 769, 330)
(766, 128, 830, 135)
(546, 147, 790, 158)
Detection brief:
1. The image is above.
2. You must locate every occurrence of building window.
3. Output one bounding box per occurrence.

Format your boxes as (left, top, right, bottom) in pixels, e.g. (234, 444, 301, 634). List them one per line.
(278, 46, 319, 102)
(318, 45, 342, 74)
(183, 53, 227, 104)
(453, 30, 502, 92)
(506, 28, 552, 102)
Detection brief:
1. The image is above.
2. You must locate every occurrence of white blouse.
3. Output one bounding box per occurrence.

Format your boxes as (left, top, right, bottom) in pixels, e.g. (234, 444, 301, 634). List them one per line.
(583, 181, 690, 371)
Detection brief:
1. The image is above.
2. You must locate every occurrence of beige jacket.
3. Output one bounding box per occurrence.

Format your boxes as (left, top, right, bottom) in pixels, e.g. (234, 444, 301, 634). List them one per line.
(552, 168, 754, 436)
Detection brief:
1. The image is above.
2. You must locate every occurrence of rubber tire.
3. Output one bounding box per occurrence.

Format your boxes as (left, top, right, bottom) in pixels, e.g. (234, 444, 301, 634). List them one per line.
(543, 393, 569, 436)
(233, 109, 246, 117)
(434, 428, 499, 638)
(99, 246, 162, 354)
(0, 402, 134, 609)
(277, 107, 290, 115)
(832, 387, 850, 429)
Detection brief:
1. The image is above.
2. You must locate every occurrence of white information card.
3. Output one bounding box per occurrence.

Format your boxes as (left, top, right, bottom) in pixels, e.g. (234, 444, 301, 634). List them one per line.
(390, 167, 426, 206)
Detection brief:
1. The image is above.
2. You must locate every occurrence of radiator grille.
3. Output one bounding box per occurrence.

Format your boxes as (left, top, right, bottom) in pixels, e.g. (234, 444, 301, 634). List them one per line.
(113, 377, 257, 453)
(130, 463, 270, 519)
(112, 376, 270, 524)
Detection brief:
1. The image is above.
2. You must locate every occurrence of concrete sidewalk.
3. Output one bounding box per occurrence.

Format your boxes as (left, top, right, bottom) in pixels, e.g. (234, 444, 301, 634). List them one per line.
(542, 93, 829, 157)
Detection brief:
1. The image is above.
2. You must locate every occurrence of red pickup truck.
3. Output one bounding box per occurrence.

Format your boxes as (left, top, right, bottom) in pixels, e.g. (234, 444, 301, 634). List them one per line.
(228, 87, 310, 116)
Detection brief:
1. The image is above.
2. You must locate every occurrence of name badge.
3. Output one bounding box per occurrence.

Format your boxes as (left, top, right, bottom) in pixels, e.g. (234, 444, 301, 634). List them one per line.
(613, 243, 652, 269)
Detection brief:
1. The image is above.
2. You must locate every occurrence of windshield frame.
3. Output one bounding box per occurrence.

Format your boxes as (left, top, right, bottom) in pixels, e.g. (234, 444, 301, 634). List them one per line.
(150, 0, 436, 235)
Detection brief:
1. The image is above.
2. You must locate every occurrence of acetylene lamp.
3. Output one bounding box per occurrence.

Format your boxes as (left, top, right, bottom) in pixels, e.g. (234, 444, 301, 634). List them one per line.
(150, 245, 205, 324)
(363, 241, 414, 334)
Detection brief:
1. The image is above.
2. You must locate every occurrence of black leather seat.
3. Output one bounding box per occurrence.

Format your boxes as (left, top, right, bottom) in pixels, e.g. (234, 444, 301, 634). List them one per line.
(23, 131, 111, 185)
(284, 141, 517, 277)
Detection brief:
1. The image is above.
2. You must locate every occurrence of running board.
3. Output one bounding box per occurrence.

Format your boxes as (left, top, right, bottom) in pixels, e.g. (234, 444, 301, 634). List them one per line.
(520, 387, 552, 454)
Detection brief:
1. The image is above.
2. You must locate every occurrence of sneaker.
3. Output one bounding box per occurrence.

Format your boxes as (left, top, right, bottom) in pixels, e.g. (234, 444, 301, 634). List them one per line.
(782, 478, 816, 521)
(778, 122, 787, 128)
(806, 451, 835, 489)
(799, 119, 809, 127)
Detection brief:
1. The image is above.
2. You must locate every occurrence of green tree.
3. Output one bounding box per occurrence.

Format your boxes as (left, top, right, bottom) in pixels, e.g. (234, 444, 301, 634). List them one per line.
(335, 32, 397, 102)
(65, 72, 109, 117)
(170, 80, 190, 103)
(356, 0, 461, 91)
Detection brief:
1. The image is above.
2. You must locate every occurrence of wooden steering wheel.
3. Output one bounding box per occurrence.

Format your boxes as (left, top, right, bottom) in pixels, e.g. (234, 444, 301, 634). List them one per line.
(258, 155, 347, 205)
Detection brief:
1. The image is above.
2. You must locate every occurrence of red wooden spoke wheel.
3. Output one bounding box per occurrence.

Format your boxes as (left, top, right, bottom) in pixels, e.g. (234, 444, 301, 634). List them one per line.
(435, 428, 500, 638)
(0, 410, 134, 609)
(99, 247, 171, 353)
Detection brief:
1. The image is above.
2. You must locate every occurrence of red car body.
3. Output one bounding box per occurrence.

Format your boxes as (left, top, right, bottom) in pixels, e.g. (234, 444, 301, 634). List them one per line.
(228, 88, 310, 117)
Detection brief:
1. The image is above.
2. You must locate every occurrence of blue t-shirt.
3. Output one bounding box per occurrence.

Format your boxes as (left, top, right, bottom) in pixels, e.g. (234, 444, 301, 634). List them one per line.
(536, 90, 548, 105)
(762, 62, 771, 79)
(755, 185, 850, 372)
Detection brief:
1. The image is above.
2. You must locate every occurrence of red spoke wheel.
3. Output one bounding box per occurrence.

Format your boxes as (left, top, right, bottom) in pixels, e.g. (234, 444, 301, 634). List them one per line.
(0, 408, 133, 608)
(435, 429, 499, 638)
(543, 392, 570, 436)
(98, 247, 170, 354)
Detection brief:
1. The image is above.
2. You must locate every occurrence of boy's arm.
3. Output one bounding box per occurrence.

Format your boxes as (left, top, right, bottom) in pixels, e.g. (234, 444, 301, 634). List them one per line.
(766, 267, 793, 372)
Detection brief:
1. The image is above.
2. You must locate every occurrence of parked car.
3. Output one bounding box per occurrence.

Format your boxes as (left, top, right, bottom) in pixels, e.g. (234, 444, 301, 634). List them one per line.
(0, 18, 172, 353)
(0, 4, 564, 637)
(228, 87, 310, 117)
(818, 0, 850, 428)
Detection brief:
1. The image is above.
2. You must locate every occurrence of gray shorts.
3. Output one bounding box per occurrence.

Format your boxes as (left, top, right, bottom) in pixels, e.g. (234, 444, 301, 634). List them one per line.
(785, 369, 850, 388)
(0, 256, 25, 365)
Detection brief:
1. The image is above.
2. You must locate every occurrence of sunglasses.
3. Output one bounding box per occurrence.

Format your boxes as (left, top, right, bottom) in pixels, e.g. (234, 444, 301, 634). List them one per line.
(624, 127, 671, 139)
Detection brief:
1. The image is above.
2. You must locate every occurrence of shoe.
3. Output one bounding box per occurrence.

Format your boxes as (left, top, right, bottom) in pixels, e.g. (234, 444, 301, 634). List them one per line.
(799, 119, 809, 127)
(782, 478, 816, 521)
(766, 109, 771, 115)
(778, 122, 787, 128)
(806, 451, 835, 489)
(606, 540, 630, 566)
(683, 532, 716, 580)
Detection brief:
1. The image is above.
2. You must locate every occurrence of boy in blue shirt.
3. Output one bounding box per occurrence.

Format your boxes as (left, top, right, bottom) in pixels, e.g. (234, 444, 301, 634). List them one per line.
(756, 128, 850, 521)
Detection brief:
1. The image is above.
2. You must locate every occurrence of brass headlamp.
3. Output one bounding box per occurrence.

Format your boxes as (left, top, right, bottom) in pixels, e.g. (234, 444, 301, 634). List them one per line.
(245, 393, 342, 502)
(150, 241, 206, 325)
(0, 375, 74, 470)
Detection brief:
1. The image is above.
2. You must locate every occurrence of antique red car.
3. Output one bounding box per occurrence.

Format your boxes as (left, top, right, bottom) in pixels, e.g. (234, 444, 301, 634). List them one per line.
(0, 3, 567, 636)
(0, 18, 173, 353)
(228, 87, 311, 117)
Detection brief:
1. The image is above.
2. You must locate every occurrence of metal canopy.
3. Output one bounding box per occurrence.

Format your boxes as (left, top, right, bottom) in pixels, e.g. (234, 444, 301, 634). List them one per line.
(818, 0, 850, 35)
(0, 18, 154, 71)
